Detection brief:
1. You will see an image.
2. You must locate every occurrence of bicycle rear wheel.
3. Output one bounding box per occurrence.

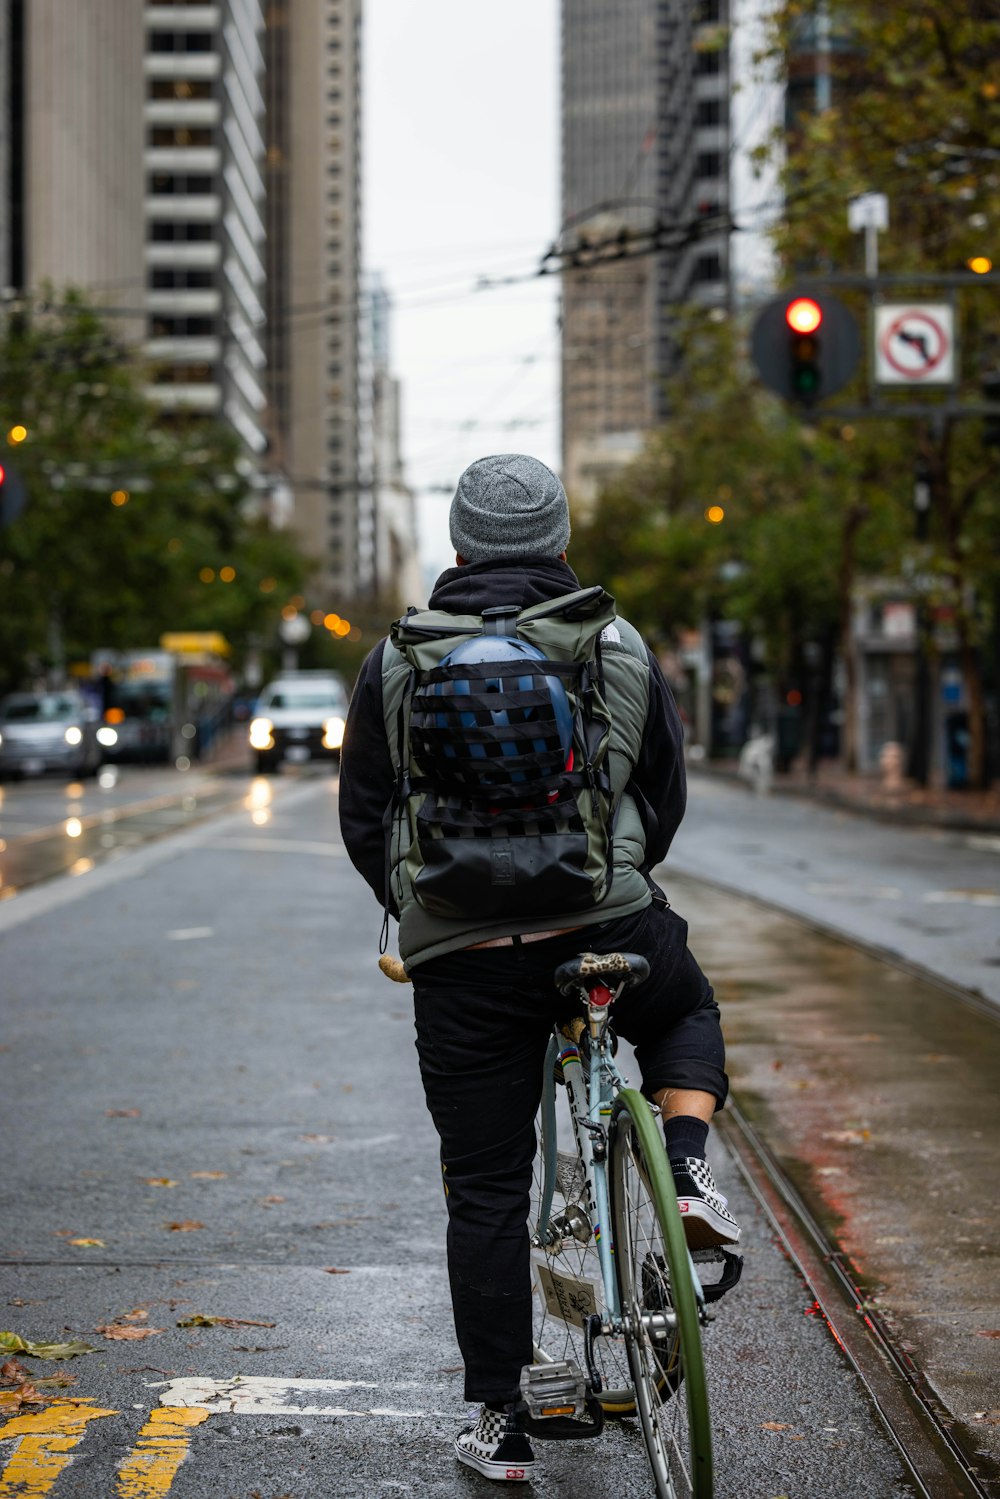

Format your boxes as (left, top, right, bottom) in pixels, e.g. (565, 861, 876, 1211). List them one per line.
(610, 1089, 713, 1499)
(530, 1065, 636, 1413)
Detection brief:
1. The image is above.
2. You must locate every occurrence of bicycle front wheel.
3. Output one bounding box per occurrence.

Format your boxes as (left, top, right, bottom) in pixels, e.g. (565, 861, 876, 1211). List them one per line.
(610, 1089, 713, 1499)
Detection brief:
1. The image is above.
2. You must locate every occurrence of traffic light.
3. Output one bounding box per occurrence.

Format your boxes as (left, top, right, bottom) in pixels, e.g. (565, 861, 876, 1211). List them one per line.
(0, 461, 27, 529)
(750, 291, 861, 407)
(786, 297, 823, 400)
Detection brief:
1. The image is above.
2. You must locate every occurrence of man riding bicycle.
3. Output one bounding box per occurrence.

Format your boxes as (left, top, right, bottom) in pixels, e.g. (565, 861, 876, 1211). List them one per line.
(339, 453, 740, 1481)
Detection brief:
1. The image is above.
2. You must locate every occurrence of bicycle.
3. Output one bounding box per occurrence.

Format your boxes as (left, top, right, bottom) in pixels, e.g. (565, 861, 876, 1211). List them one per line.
(519, 949, 743, 1499)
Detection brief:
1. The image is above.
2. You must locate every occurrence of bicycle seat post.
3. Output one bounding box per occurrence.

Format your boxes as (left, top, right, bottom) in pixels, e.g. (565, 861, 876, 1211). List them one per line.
(585, 982, 614, 1046)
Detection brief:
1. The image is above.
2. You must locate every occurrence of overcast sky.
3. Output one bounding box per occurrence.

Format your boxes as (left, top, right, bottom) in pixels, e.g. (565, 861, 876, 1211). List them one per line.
(364, 0, 561, 584)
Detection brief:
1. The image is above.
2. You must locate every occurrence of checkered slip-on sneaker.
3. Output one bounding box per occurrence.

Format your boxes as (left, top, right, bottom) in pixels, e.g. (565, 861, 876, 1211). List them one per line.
(671, 1156, 742, 1250)
(454, 1405, 536, 1482)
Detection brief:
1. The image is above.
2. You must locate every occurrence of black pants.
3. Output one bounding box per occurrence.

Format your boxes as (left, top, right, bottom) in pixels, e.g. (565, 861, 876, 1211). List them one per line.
(411, 902, 727, 1405)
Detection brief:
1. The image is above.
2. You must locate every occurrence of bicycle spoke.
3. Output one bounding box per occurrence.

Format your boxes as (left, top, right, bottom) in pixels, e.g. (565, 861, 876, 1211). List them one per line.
(531, 1077, 636, 1412)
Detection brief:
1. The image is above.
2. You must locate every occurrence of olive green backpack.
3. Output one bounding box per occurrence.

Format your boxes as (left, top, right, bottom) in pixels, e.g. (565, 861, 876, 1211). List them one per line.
(387, 586, 621, 921)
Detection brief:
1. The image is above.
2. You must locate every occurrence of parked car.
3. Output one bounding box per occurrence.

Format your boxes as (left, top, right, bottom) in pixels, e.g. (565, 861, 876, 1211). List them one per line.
(0, 689, 103, 780)
(248, 671, 350, 773)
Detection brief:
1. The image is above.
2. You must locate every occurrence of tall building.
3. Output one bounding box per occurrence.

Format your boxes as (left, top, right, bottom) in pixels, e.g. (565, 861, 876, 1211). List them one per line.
(264, 0, 365, 605)
(729, 0, 782, 307)
(1, 0, 144, 326)
(370, 276, 421, 609)
(143, 0, 268, 456)
(560, 0, 730, 511)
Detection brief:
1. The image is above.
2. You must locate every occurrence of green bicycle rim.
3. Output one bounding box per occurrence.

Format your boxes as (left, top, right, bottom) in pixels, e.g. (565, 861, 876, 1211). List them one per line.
(612, 1088, 713, 1498)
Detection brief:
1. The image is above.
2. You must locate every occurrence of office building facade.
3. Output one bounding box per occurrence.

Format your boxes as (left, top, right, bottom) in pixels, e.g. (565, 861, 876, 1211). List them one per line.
(560, 0, 730, 510)
(2, 0, 144, 326)
(264, 0, 365, 603)
(143, 0, 268, 456)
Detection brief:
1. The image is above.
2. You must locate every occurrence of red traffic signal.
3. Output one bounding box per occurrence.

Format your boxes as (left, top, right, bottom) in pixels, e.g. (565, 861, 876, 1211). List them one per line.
(785, 297, 823, 335)
(0, 463, 5, 485)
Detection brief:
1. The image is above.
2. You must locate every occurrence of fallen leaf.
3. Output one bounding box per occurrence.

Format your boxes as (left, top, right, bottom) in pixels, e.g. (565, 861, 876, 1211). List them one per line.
(95, 1324, 164, 1341)
(105, 1108, 141, 1118)
(190, 1171, 227, 1180)
(299, 1134, 333, 1143)
(0, 1331, 97, 1360)
(972, 1410, 1000, 1423)
(1, 1358, 30, 1382)
(974, 1330, 1000, 1339)
(69, 1238, 105, 1247)
(165, 1221, 204, 1232)
(176, 1314, 276, 1329)
(116, 1310, 149, 1324)
(0, 1386, 49, 1411)
(260, 1195, 285, 1205)
(144, 1178, 179, 1188)
(33, 1375, 77, 1390)
(761, 1421, 791, 1431)
(322, 1267, 351, 1275)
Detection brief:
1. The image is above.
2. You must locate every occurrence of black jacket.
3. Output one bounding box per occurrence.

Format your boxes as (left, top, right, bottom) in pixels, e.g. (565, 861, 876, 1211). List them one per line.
(338, 556, 687, 910)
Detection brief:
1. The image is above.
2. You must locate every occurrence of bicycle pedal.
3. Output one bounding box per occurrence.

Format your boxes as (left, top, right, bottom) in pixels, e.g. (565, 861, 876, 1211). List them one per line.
(516, 1361, 605, 1442)
(519, 1359, 588, 1421)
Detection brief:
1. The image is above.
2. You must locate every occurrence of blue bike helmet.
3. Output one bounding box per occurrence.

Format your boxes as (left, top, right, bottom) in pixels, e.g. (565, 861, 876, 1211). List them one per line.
(423, 634, 575, 789)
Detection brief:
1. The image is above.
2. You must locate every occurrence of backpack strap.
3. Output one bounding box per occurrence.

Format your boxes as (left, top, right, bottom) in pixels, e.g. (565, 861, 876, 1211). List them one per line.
(380, 663, 415, 954)
(480, 605, 519, 637)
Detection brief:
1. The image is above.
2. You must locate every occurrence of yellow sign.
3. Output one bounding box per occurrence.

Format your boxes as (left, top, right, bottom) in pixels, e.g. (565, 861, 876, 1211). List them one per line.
(159, 632, 230, 657)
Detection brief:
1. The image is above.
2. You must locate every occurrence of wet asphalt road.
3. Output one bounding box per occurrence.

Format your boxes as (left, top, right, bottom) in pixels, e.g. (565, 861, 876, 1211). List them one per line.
(0, 769, 942, 1497)
(673, 774, 1000, 1009)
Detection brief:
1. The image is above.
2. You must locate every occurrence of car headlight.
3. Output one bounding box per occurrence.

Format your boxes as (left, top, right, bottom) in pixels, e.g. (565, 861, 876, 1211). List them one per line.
(322, 715, 346, 750)
(96, 726, 118, 747)
(64, 726, 83, 746)
(249, 717, 275, 750)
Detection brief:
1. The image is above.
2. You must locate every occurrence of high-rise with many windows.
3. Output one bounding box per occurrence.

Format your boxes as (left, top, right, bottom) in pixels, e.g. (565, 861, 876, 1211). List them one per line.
(560, 0, 730, 510)
(264, 0, 365, 603)
(143, 0, 268, 457)
(1, 0, 144, 327)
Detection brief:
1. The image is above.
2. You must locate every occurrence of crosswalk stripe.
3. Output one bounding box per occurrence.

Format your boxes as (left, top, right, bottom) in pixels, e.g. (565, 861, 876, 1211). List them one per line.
(114, 1407, 209, 1498)
(0, 1400, 118, 1498)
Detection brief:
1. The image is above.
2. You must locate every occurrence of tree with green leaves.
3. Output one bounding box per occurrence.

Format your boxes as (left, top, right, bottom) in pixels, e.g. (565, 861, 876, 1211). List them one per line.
(757, 0, 1000, 785)
(0, 294, 310, 694)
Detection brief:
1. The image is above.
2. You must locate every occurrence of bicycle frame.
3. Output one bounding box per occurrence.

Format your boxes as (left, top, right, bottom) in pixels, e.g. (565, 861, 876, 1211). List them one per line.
(533, 1000, 707, 1334)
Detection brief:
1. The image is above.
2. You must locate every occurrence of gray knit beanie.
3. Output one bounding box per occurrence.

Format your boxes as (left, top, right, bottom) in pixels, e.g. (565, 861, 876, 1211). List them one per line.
(449, 453, 571, 564)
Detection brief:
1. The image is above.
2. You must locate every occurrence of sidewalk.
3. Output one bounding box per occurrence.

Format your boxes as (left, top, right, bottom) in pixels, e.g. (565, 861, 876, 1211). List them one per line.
(698, 753, 1000, 834)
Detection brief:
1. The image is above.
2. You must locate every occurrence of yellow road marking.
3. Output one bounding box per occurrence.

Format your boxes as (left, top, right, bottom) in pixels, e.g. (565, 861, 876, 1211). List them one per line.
(114, 1407, 209, 1497)
(0, 1400, 117, 1498)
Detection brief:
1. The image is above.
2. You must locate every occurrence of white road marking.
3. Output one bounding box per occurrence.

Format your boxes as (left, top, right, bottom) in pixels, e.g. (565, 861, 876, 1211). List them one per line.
(924, 889, 1000, 907)
(154, 1376, 453, 1418)
(966, 835, 1000, 855)
(204, 837, 347, 857)
(166, 926, 214, 941)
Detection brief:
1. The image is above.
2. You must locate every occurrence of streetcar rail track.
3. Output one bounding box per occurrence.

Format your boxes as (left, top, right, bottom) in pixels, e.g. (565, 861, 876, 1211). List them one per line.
(719, 1101, 996, 1499)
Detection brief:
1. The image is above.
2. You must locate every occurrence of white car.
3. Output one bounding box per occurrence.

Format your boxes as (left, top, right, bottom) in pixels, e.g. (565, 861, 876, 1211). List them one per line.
(0, 690, 102, 780)
(248, 672, 349, 773)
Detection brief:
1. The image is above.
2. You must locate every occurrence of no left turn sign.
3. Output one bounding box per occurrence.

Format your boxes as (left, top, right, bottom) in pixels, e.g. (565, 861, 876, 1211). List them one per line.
(874, 303, 955, 385)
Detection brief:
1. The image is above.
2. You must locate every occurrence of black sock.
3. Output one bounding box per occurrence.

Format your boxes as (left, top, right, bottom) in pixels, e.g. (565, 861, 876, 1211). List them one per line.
(484, 1399, 510, 1414)
(663, 1115, 709, 1163)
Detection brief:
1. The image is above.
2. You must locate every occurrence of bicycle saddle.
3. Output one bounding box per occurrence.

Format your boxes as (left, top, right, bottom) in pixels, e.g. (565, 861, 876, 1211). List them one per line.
(554, 951, 650, 994)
